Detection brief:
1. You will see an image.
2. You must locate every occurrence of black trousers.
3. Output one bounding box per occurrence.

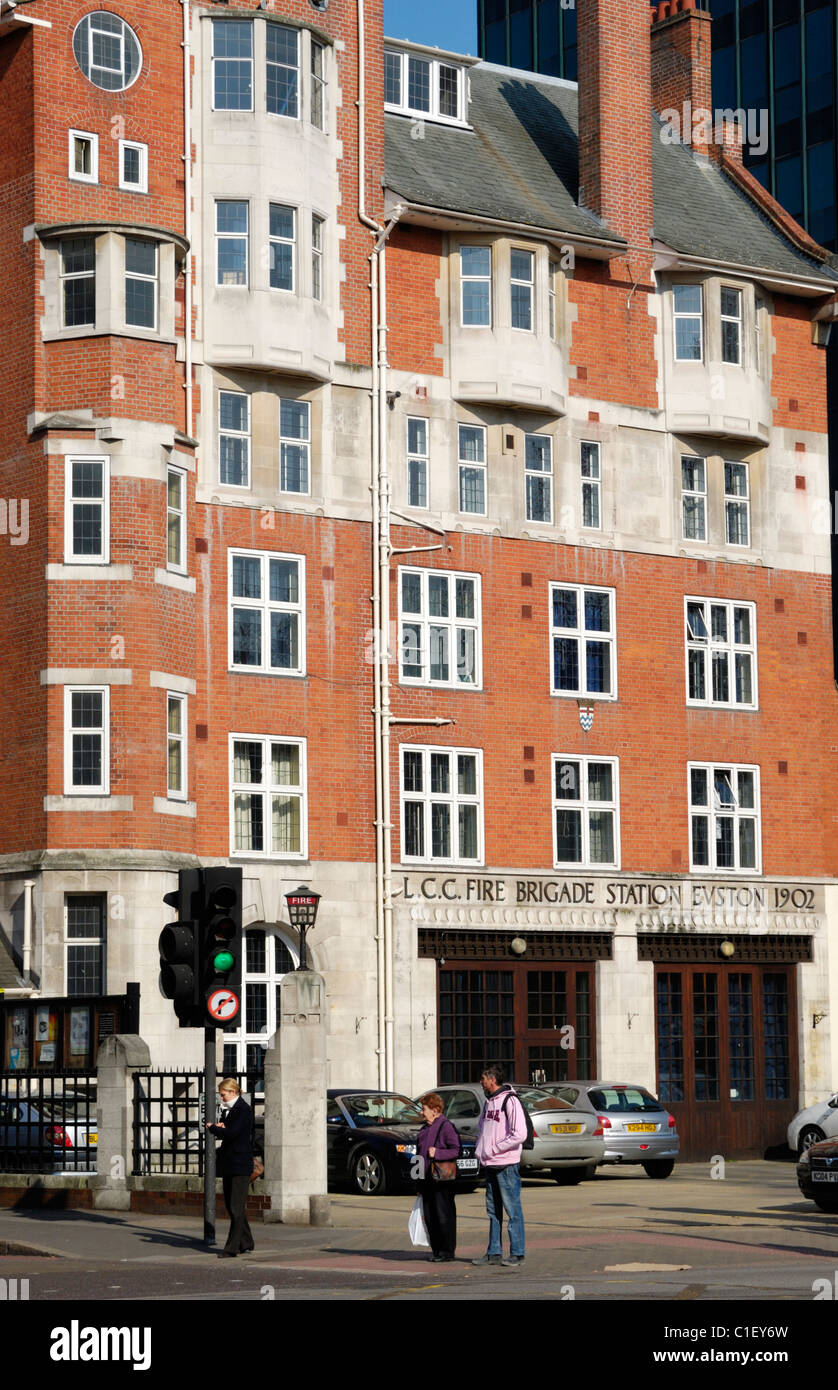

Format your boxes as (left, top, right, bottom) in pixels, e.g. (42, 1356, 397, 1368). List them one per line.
(419, 1178, 457, 1256)
(222, 1174, 254, 1254)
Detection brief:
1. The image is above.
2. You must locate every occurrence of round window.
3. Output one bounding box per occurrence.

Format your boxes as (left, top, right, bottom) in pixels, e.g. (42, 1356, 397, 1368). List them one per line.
(72, 12, 142, 92)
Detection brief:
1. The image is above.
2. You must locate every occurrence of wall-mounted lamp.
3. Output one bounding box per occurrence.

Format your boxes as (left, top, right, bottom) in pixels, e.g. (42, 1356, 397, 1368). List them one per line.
(510, 937, 527, 956)
(386, 391, 402, 411)
(719, 940, 736, 958)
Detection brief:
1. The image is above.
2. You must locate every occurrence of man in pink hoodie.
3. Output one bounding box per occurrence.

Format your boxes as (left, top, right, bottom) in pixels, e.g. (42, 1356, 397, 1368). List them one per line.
(473, 1063, 527, 1268)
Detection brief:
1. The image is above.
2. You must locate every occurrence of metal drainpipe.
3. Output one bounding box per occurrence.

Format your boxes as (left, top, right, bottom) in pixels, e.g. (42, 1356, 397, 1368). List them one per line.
(356, 0, 388, 1087)
(23, 879, 34, 981)
(180, 0, 193, 437)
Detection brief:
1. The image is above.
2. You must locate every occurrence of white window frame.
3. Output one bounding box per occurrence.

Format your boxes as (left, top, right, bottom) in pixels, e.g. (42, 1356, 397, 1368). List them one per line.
(681, 455, 707, 542)
(212, 17, 253, 113)
(266, 22, 300, 120)
(688, 762, 761, 875)
(64, 455, 109, 564)
(400, 745, 483, 866)
(398, 567, 482, 689)
(460, 245, 492, 328)
(60, 237, 96, 329)
(685, 597, 758, 710)
(269, 203, 296, 293)
(166, 466, 187, 573)
(64, 893, 106, 998)
(118, 139, 148, 193)
(525, 433, 553, 524)
(510, 247, 535, 333)
(222, 928, 298, 1077)
(311, 38, 327, 131)
(68, 129, 98, 184)
(280, 398, 311, 495)
(550, 582, 617, 701)
(228, 548, 306, 677)
(230, 734, 308, 860)
(73, 12, 142, 93)
(64, 685, 110, 795)
(673, 283, 703, 362)
(724, 461, 750, 548)
(552, 755, 621, 870)
(581, 440, 601, 530)
(124, 236, 158, 332)
(166, 692, 187, 801)
(406, 417, 429, 509)
(720, 285, 743, 365)
(219, 390, 250, 490)
(312, 214, 325, 301)
(384, 48, 466, 126)
(458, 423, 487, 516)
(216, 200, 249, 288)
(548, 260, 558, 341)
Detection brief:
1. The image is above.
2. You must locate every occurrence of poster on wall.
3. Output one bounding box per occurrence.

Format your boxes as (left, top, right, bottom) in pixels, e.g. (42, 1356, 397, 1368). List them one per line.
(35, 1005, 58, 1066)
(69, 1006, 90, 1060)
(9, 1008, 30, 1069)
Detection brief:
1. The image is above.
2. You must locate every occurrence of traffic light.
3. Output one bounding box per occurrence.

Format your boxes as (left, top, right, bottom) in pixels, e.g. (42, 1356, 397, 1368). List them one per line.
(159, 868, 202, 1027)
(198, 867, 242, 1028)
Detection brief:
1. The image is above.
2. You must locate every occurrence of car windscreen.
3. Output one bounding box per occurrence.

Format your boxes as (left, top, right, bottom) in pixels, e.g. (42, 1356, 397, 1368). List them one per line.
(341, 1095, 422, 1126)
(587, 1087, 662, 1113)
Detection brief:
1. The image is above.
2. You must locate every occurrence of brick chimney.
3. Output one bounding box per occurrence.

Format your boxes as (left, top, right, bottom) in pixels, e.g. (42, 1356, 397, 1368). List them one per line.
(577, 0, 654, 252)
(650, 0, 712, 149)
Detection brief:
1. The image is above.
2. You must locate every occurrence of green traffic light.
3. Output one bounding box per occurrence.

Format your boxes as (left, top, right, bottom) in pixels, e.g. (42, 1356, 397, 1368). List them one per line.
(212, 949, 235, 973)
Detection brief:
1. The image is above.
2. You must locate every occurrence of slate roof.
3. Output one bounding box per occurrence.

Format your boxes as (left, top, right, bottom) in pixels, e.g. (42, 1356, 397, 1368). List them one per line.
(385, 63, 838, 285)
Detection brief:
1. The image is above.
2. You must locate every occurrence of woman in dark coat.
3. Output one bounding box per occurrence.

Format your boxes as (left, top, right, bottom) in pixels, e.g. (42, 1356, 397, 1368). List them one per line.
(415, 1092, 461, 1262)
(206, 1078, 255, 1257)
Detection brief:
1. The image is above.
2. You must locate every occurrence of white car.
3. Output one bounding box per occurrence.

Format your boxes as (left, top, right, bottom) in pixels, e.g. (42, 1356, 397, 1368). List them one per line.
(787, 1092, 838, 1155)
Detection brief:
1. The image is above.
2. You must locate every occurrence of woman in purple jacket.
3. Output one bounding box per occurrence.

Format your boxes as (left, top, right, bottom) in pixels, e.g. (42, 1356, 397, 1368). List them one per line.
(415, 1092, 461, 1262)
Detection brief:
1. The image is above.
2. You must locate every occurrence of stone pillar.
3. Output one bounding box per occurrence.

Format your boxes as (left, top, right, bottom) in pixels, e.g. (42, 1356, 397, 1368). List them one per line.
(262, 971, 330, 1225)
(90, 1034, 151, 1211)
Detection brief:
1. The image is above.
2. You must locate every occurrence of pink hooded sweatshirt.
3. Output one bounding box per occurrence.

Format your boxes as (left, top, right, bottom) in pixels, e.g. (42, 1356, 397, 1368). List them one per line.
(475, 1085, 527, 1167)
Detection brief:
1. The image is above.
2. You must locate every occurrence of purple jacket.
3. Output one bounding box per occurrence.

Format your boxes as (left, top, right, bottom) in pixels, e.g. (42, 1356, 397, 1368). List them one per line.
(416, 1115, 461, 1164)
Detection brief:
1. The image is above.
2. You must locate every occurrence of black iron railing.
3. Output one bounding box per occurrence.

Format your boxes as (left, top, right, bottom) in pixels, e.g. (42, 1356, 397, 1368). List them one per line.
(132, 1070, 263, 1176)
(0, 1072, 97, 1173)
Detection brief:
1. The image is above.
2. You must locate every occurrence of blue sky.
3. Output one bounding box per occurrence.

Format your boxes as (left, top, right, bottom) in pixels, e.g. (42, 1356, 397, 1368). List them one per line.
(384, 0, 478, 56)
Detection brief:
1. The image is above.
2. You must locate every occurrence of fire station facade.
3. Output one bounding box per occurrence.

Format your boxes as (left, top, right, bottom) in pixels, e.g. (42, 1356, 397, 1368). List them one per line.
(1, 0, 837, 1158)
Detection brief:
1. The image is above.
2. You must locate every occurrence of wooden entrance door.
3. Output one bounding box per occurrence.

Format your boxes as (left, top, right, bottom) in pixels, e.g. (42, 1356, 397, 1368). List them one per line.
(654, 964, 797, 1160)
(437, 961, 595, 1085)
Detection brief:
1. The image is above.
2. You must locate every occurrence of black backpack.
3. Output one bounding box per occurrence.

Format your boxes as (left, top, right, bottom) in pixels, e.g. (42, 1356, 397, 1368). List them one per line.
(501, 1089, 535, 1150)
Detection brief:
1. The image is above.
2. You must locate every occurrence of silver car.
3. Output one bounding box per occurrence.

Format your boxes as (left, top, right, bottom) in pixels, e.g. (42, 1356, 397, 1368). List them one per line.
(0, 1091, 98, 1173)
(432, 1082, 605, 1183)
(539, 1082, 679, 1177)
(786, 1091, 838, 1155)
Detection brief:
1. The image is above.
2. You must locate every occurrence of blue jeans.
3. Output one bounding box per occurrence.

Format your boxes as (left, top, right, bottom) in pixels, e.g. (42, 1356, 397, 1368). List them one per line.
(484, 1164, 525, 1258)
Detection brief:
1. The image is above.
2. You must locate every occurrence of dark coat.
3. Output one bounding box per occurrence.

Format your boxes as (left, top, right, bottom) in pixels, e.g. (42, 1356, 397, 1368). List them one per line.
(208, 1096, 254, 1177)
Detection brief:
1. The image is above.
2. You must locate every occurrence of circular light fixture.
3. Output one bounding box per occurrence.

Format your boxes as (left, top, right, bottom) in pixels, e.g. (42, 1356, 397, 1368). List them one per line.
(720, 940, 736, 958)
(510, 936, 527, 956)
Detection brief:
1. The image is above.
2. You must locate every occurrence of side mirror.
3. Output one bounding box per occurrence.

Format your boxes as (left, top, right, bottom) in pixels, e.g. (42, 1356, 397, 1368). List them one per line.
(828, 1095, 838, 1109)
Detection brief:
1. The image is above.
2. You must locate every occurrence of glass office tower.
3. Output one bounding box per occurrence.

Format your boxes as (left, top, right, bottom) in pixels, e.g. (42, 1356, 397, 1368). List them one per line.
(477, 0, 837, 250)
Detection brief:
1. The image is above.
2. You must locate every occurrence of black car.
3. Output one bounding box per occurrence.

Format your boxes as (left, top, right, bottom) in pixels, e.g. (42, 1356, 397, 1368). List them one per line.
(797, 1136, 838, 1212)
(327, 1089, 479, 1196)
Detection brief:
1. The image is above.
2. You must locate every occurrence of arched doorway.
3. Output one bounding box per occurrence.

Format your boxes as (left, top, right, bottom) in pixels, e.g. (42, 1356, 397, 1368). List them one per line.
(221, 924, 297, 1080)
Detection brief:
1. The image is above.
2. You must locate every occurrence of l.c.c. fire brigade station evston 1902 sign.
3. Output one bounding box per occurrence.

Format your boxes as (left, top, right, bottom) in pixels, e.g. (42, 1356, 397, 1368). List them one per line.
(396, 874, 823, 914)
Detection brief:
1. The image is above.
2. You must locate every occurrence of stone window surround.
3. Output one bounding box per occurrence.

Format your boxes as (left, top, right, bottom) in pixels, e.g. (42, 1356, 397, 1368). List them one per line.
(676, 445, 758, 555)
(453, 235, 567, 340)
(206, 11, 333, 130)
(667, 274, 766, 374)
(211, 374, 320, 503)
(38, 223, 185, 344)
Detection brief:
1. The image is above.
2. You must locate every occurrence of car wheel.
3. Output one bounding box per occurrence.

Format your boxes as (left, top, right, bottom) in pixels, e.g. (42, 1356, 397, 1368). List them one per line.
(813, 1196, 838, 1214)
(553, 1169, 584, 1185)
(351, 1147, 388, 1196)
(580, 1164, 598, 1181)
(642, 1160, 675, 1179)
(798, 1127, 825, 1156)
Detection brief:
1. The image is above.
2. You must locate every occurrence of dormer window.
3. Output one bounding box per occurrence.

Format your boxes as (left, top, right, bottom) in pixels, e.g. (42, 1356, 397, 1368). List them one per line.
(384, 46, 466, 125)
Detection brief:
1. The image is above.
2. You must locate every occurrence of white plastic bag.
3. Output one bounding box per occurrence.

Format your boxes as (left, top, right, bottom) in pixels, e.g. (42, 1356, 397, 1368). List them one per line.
(408, 1194, 430, 1248)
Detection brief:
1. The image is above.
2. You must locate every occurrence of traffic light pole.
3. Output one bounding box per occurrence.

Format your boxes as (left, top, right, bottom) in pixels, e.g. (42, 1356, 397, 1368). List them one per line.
(204, 1026, 216, 1247)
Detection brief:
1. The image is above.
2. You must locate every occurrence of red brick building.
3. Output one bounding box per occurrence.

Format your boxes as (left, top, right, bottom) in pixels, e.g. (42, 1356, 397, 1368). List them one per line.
(0, 0, 836, 1159)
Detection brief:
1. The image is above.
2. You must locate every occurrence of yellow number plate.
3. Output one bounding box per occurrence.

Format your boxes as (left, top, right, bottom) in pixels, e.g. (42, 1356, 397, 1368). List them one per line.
(626, 1123, 657, 1132)
(550, 1123, 582, 1134)
(88, 1133, 98, 1144)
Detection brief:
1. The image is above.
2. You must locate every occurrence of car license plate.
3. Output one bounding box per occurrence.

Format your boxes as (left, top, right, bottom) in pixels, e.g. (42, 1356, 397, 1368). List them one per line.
(812, 1172, 838, 1182)
(626, 1124, 657, 1133)
(87, 1133, 97, 1144)
(550, 1123, 582, 1134)
(457, 1158, 478, 1171)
